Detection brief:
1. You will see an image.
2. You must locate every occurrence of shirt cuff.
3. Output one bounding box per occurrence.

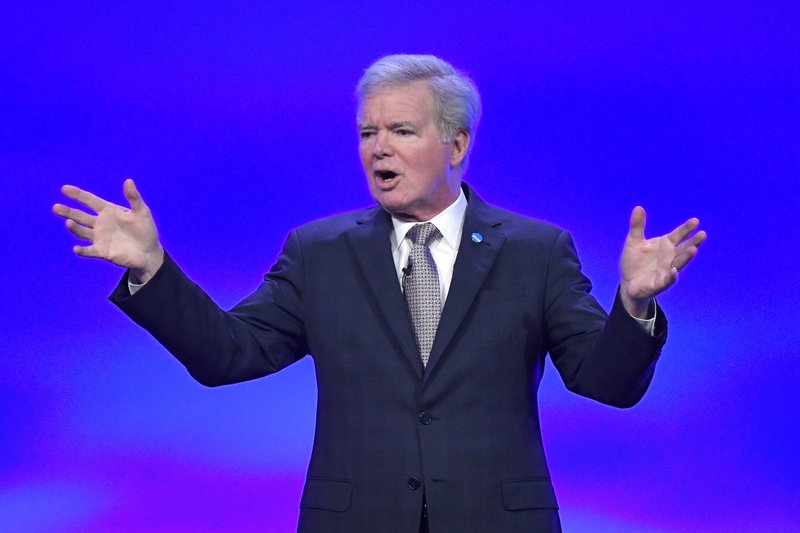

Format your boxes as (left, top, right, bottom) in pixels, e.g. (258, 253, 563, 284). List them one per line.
(632, 303, 657, 336)
(128, 278, 145, 295)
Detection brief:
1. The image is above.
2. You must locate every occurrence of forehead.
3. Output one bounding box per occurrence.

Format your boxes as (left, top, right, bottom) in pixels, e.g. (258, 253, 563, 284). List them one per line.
(358, 80, 435, 124)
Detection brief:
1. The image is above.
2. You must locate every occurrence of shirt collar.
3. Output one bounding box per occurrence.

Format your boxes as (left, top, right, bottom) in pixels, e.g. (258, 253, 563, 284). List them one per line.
(391, 188, 467, 252)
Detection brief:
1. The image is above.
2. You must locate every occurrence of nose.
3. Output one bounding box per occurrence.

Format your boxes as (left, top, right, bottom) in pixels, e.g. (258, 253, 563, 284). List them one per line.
(372, 130, 393, 158)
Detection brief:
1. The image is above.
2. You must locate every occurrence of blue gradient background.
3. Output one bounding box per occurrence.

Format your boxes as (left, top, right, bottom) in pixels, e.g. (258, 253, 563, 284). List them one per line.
(2, 2, 798, 531)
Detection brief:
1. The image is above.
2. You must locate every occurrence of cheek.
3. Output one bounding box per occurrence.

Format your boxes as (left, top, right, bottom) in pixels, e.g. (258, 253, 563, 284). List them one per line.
(359, 146, 370, 168)
(414, 148, 448, 177)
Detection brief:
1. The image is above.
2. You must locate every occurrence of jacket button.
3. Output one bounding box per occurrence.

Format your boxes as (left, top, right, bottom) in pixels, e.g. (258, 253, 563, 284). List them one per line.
(407, 477, 421, 490)
(418, 411, 433, 425)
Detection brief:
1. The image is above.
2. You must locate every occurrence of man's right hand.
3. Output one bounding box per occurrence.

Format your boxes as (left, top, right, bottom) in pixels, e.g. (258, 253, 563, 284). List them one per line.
(52, 178, 164, 284)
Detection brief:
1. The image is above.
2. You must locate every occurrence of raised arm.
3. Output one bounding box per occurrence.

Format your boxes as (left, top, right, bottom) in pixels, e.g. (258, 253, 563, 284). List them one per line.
(619, 206, 707, 318)
(52, 179, 164, 283)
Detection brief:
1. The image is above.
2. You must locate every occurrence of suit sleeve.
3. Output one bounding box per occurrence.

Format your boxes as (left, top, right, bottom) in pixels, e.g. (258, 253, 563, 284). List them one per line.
(109, 230, 309, 386)
(543, 230, 667, 408)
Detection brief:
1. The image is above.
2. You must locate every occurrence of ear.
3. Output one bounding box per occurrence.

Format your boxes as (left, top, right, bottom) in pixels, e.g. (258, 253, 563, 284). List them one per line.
(449, 130, 470, 167)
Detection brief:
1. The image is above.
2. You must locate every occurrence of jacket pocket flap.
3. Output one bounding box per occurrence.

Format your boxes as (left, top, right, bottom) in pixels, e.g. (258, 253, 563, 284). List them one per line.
(300, 478, 353, 512)
(501, 479, 558, 510)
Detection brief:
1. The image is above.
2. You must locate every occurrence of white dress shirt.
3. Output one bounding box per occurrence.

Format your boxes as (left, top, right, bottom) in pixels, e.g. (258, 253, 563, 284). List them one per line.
(389, 189, 468, 310)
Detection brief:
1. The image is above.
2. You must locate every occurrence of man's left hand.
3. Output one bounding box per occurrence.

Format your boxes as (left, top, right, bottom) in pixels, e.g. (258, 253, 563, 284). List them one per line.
(620, 206, 707, 318)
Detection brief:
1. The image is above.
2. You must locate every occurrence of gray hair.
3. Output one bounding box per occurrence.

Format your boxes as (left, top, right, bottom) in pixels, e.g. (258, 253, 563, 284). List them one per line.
(356, 54, 482, 167)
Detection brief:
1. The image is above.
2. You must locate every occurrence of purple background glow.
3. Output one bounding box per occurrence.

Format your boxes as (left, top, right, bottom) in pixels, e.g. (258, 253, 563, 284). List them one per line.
(2, 2, 798, 531)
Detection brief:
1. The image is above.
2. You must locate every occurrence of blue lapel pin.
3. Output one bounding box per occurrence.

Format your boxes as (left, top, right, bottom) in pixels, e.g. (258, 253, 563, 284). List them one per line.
(471, 232, 483, 244)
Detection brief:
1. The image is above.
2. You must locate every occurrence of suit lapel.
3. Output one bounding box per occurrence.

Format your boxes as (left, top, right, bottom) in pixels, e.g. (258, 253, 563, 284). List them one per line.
(347, 207, 423, 377)
(424, 187, 506, 382)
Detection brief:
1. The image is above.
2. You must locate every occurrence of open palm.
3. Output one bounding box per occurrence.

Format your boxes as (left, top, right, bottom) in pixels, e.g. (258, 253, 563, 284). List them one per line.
(620, 206, 706, 314)
(53, 179, 164, 283)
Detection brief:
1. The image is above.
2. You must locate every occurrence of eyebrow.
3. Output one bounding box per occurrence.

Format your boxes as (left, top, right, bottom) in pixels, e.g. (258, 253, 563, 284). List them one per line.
(357, 121, 416, 131)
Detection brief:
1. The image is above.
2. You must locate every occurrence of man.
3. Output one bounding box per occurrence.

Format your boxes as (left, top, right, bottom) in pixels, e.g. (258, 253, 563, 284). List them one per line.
(53, 55, 706, 532)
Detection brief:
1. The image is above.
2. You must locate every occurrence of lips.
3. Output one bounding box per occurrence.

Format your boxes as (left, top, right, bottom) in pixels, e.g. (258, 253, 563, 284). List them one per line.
(372, 169, 402, 191)
(374, 169, 399, 181)
(373, 169, 402, 191)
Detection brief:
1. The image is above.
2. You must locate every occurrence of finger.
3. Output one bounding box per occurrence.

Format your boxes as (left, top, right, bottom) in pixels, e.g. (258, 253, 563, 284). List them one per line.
(668, 217, 700, 245)
(674, 230, 707, 254)
(628, 206, 646, 240)
(690, 230, 707, 248)
(61, 185, 110, 214)
(73, 244, 102, 258)
(123, 178, 145, 212)
(666, 267, 679, 284)
(671, 246, 698, 272)
(52, 203, 97, 227)
(65, 219, 94, 242)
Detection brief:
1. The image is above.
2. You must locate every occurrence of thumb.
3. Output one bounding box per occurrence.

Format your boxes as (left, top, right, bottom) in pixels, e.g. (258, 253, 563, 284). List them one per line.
(628, 206, 646, 240)
(123, 178, 145, 212)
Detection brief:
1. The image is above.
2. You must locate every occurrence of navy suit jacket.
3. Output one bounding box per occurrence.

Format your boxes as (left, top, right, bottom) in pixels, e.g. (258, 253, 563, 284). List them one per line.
(111, 184, 666, 532)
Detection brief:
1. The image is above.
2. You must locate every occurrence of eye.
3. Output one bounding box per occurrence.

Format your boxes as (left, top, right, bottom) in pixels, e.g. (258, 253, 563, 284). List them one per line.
(395, 129, 414, 137)
(359, 130, 376, 139)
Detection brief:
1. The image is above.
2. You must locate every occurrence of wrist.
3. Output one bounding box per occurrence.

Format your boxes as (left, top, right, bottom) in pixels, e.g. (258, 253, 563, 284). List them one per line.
(130, 247, 164, 284)
(619, 289, 654, 319)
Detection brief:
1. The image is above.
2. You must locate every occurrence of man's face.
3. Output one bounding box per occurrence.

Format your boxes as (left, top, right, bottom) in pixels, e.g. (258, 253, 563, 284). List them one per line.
(358, 81, 467, 222)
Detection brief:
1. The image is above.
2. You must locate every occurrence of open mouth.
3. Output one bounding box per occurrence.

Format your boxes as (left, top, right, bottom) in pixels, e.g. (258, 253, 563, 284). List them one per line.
(375, 170, 399, 181)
